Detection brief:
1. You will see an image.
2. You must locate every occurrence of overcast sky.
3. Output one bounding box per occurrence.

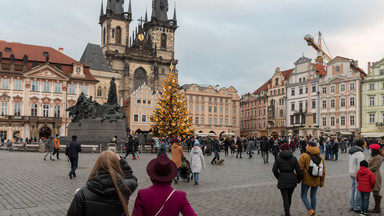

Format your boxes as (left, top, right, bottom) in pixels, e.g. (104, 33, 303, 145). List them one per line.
(1, 0, 384, 95)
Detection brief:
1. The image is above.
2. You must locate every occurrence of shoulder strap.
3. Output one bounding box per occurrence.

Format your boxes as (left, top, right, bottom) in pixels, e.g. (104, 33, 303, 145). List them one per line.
(155, 189, 176, 216)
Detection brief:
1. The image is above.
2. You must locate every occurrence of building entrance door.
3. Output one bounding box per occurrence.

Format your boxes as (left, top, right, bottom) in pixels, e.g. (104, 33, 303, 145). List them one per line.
(39, 127, 51, 139)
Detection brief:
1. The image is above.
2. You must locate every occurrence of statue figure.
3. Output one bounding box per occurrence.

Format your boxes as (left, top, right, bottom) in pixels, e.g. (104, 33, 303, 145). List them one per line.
(107, 77, 118, 105)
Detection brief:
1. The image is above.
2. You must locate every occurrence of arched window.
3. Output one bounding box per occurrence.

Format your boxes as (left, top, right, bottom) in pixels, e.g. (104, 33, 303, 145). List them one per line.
(112, 29, 115, 38)
(116, 27, 121, 44)
(97, 86, 102, 97)
(134, 68, 147, 90)
(103, 28, 106, 45)
(161, 33, 167, 48)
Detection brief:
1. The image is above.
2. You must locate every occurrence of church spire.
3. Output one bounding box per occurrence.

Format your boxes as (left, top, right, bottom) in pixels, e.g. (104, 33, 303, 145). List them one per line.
(100, 0, 104, 17)
(145, 6, 148, 23)
(109, 0, 124, 15)
(151, 0, 169, 22)
(172, 3, 177, 25)
(127, 0, 132, 20)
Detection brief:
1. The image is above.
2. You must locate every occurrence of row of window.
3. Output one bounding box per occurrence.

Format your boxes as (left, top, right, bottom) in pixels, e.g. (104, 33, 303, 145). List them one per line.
(137, 99, 152, 105)
(320, 116, 355, 126)
(242, 120, 266, 130)
(270, 88, 285, 96)
(241, 99, 267, 108)
(193, 117, 236, 126)
(188, 95, 235, 104)
(289, 114, 317, 125)
(291, 85, 316, 96)
(321, 83, 355, 94)
(368, 113, 384, 124)
(133, 114, 152, 123)
(0, 102, 60, 118)
(0, 79, 87, 95)
(242, 108, 266, 118)
(367, 83, 384, 91)
(189, 104, 236, 115)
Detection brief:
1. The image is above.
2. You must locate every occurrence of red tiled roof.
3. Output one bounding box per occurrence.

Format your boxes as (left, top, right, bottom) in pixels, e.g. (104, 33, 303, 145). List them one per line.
(282, 68, 294, 80)
(252, 78, 271, 95)
(122, 97, 131, 107)
(0, 40, 97, 82)
(312, 63, 327, 76)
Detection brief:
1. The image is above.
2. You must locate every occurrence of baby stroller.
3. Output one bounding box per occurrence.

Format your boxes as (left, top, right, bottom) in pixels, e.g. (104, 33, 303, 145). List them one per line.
(179, 157, 192, 182)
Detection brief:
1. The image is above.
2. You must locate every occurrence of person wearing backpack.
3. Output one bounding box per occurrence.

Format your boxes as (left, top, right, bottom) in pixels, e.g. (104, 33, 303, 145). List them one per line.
(299, 141, 326, 216)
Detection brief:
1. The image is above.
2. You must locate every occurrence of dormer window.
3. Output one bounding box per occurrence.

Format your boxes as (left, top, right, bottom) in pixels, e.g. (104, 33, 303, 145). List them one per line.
(76, 67, 81, 74)
(5, 48, 11, 53)
(43, 52, 49, 57)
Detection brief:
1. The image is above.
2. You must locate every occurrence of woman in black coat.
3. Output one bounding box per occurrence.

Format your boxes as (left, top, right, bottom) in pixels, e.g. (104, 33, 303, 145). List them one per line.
(236, 137, 243, 158)
(67, 151, 138, 216)
(272, 143, 303, 216)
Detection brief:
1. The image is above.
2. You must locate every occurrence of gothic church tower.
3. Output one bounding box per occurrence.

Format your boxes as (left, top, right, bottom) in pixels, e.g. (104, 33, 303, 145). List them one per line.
(99, 0, 178, 100)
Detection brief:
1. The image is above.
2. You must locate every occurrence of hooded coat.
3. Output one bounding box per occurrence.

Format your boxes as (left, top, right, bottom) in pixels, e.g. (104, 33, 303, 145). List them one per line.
(272, 151, 303, 189)
(298, 146, 326, 187)
(348, 146, 365, 177)
(67, 159, 138, 216)
(45, 139, 54, 152)
(368, 154, 382, 192)
(171, 143, 184, 168)
(357, 166, 376, 193)
(189, 146, 205, 173)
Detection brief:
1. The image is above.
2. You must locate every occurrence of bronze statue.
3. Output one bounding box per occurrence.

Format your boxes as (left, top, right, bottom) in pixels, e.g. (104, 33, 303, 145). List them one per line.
(107, 77, 117, 105)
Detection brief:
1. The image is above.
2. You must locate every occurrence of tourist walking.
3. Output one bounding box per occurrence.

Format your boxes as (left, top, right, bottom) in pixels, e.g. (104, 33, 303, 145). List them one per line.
(211, 138, 221, 164)
(348, 138, 365, 213)
(236, 137, 243, 159)
(189, 142, 205, 186)
(133, 136, 140, 159)
(171, 138, 185, 184)
(247, 138, 254, 159)
(325, 138, 332, 160)
(124, 135, 135, 159)
(298, 141, 326, 216)
(224, 137, 230, 156)
(43, 137, 55, 161)
(53, 134, 60, 160)
(66, 135, 82, 179)
(260, 137, 270, 164)
(332, 138, 339, 160)
(154, 137, 160, 153)
(357, 160, 376, 216)
(273, 143, 303, 216)
(368, 144, 382, 213)
(67, 150, 138, 216)
(272, 140, 280, 160)
(132, 154, 197, 216)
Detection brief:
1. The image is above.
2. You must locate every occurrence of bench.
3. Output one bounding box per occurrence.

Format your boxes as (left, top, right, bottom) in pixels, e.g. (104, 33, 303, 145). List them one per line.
(11, 143, 26, 151)
(1, 142, 10, 150)
(81, 145, 99, 153)
(25, 144, 40, 152)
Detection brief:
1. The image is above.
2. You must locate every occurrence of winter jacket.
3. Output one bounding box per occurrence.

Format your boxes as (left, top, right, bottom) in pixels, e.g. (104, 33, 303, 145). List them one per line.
(246, 140, 254, 153)
(66, 141, 82, 159)
(348, 146, 365, 177)
(298, 146, 326, 187)
(272, 144, 280, 157)
(45, 139, 54, 152)
(171, 143, 184, 168)
(53, 137, 60, 149)
(368, 154, 382, 191)
(357, 166, 376, 193)
(213, 140, 221, 152)
(132, 182, 196, 216)
(67, 159, 138, 216)
(332, 141, 339, 153)
(236, 139, 243, 152)
(272, 151, 303, 189)
(189, 146, 205, 173)
(260, 139, 269, 151)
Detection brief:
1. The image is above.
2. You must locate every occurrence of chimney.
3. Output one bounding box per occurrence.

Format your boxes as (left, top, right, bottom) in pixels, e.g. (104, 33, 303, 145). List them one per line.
(368, 62, 372, 75)
(58, 48, 64, 53)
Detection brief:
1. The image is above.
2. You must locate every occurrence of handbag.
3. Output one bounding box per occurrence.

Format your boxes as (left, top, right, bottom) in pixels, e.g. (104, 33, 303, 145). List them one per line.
(155, 189, 176, 216)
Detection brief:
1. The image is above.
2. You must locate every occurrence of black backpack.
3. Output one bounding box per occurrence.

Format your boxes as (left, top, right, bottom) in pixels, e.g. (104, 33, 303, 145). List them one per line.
(305, 152, 323, 177)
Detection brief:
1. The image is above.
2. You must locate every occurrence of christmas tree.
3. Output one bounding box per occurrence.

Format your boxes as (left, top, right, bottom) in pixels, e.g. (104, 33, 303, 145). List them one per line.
(151, 64, 193, 138)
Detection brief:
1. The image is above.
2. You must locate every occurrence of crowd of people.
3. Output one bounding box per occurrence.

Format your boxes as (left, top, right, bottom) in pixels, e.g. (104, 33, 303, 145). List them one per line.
(63, 133, 384, 216)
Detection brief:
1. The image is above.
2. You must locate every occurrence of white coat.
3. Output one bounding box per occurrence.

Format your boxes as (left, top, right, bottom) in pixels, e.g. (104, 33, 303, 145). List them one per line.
(189, 146, 205, 173)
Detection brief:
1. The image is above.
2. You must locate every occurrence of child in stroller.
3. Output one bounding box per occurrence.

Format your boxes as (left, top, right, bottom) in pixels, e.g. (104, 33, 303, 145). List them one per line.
(179, 157, 193, 182)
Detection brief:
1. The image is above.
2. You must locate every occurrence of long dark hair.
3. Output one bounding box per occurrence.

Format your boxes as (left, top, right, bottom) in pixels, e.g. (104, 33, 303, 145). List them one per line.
(371, 149, 383, 157)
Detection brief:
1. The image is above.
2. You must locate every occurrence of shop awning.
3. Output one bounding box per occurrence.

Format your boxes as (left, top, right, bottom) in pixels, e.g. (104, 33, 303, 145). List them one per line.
(339, 132, 353, 135)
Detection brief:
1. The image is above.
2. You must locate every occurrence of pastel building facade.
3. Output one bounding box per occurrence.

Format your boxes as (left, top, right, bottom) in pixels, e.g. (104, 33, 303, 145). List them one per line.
(319, 57, 365, 137)
(361, 58, 384, 137)
(180, 84, 241, 137)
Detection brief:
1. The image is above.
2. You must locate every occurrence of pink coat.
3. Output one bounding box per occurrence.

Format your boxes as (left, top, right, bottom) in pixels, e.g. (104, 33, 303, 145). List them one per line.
(132, 182, 196, 216)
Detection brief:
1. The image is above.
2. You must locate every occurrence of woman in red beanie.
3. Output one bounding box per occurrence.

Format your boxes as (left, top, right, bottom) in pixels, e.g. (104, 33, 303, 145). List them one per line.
(368, 144, 383, 213)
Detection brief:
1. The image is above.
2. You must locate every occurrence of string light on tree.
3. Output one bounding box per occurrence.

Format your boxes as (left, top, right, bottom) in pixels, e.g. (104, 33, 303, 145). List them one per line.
(151, 63, 193, 137)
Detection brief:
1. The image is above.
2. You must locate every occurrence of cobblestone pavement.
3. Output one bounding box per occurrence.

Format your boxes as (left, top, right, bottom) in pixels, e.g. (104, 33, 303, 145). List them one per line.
(0, 149, 383, 216)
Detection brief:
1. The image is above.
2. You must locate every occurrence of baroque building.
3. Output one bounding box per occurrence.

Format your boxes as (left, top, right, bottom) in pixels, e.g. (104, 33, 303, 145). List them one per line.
(240, 80, 269, 137)
(285, 57, 326, 137)
(319, 57, 365, 137)
(361, 58, 384, 137)
(180, 84, 241, 137)
(0, 41, 97, 140)
(98, 0, 178, 102)
(267, 67, 293, 137)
